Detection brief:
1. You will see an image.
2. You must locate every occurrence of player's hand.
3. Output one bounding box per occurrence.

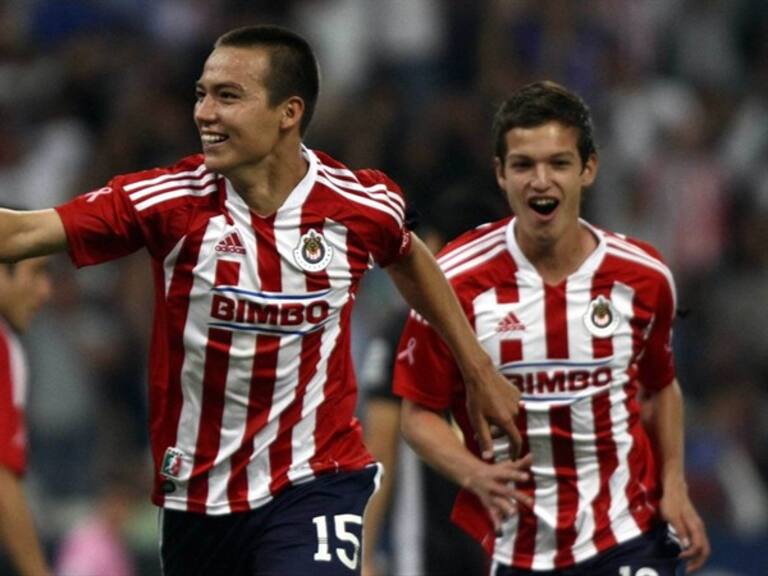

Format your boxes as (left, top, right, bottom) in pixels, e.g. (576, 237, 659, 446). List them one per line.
(660, 480, 710, 573)
(463, 453, 533, 534)
(464, 357, 522, 460)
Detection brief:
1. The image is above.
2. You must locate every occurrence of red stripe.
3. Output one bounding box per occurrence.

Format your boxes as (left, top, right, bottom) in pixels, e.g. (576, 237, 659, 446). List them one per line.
(512, 406, 536, 568)
(186, 259, 240, 512)
(588, 264, 619, 549)
(227, 333, 281, 511)
(551, 404, 578, 567)
(544, 284, 568, 359)
(149, 228, 206, 506)
(590, 391, 619, 552)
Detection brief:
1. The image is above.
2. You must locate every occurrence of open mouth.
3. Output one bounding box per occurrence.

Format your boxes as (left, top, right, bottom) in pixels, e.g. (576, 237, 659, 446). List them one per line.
(528, 197, 559, 216)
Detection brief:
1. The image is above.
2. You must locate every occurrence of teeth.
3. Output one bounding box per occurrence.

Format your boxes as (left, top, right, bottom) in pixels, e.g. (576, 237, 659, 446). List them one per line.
(530, 198, 557, 206)
(529, 197, 559, 215)
(201, 134, 226, 143)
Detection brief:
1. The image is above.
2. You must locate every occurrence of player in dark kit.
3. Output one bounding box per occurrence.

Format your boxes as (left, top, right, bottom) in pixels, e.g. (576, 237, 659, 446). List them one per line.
(0, 26, 521, 575)
(395, 81, 710, 575)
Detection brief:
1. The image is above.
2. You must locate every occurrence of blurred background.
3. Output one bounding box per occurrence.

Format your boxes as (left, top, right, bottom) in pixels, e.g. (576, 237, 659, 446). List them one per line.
(0, 0, 766, 574)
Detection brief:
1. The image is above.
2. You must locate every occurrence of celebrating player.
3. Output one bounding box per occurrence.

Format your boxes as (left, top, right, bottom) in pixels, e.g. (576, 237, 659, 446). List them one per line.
(0, 25, 520, 575)
(394, 81, 710, 574)
(0, 252, 52, 576)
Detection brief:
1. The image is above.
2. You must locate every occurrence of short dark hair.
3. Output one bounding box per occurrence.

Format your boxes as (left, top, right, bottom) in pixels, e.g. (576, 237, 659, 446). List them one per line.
(492, 81, 597, 166)
(215, 25, 320, 135)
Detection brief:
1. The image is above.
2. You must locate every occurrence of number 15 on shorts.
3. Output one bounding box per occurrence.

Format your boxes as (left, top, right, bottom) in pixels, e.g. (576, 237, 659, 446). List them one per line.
(313, 514, 363, 570)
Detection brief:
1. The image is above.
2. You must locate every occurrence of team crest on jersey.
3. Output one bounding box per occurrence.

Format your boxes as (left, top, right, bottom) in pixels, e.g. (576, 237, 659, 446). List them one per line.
(583, 295, 621, 337)
(293, 229, 333, 272)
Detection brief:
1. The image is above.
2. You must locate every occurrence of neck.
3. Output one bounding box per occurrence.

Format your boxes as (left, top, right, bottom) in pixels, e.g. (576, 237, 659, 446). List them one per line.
(228, 140, 308, 217)
(517, 221, 597, 285)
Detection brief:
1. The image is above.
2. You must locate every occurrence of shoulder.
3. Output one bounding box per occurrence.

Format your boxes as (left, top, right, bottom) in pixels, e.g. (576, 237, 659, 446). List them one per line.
(106, 155, 220, 216)
(600, 228, 676, 296)
(436, 217, 512, 282)
(312, 150, 405, 225)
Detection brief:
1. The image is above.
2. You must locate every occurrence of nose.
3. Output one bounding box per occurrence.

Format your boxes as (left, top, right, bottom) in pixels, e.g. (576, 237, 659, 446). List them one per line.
(530, 163, 551, 190)
(194, 94, 216, 124)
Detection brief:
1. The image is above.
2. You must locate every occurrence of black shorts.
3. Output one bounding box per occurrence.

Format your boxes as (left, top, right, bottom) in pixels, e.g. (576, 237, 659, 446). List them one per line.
(492, 523, 684, 576)
(160, 465, 380, 576)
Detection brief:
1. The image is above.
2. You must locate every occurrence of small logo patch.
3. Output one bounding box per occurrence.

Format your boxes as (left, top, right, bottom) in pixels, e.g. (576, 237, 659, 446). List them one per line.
(584, 295, 621, 337)
(497, 312, 526, 333)
(161, 447, 186, 479)
(293, 229, 333, 272)
(215, 231, 246, 255)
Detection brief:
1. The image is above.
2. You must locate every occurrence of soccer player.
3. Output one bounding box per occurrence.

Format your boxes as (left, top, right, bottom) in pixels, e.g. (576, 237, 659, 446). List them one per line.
(0, 254, 52, 576)
(0, 25, 520, 575)
(394, 81, 710, 575)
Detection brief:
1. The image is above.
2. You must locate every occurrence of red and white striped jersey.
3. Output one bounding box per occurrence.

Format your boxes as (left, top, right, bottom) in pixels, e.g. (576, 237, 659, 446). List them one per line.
(393, 217, 677, 571)
(0, 318, 28, 476)
(55, 147, 411, 514)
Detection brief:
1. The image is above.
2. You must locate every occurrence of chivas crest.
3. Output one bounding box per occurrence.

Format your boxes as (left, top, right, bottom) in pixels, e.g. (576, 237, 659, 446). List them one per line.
(583, 295, 621, 337)
(293, 229, 333, 272)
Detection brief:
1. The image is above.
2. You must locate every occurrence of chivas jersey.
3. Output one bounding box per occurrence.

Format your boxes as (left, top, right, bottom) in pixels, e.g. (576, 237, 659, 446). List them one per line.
(0, 318, 28, 476)
(393, 217, 677, 571)
(56, 147, 411, 514)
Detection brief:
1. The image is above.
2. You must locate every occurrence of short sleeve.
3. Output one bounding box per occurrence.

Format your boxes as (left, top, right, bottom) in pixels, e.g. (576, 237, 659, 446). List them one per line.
(392, 311, 462, 410)
(637, 274, 677, 392)
(55, 179, 145, 267)
(354, 170, 412, 268)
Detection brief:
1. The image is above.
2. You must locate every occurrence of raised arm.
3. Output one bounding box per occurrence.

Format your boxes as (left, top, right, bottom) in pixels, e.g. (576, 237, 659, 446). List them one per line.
(385, 233, 521, 458)
(0, 208, 67, 263)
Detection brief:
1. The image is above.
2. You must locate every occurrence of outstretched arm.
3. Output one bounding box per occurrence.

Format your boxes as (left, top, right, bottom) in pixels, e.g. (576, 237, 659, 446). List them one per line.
(646, 379, 710, 573)
(0, 466, 50, 576)
(385, 234, 521, 459)
(0, 209, 67, 263)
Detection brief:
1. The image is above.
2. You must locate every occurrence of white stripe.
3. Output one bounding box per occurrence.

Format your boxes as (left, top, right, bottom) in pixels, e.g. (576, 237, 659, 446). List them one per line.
(163, 236, 186, 298)
(162, 218, 230, 510)
(128, 171, 219, 202)
(124, 164, 208, 192)
(135, 183, 219, 212)
(317, 175, 404, 228)
(318, 168, 405, 215)
(444, 244, 507, 280)
(439, 229, 507, 274)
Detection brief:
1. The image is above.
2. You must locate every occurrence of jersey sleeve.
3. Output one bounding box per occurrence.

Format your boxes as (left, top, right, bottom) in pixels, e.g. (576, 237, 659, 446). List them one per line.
(55, 178, 146, 267)
(637, 263, 677, 392)
(0, 333, 24, 475)
(354, 170, 412, 268)
(392, 311, 463, 410)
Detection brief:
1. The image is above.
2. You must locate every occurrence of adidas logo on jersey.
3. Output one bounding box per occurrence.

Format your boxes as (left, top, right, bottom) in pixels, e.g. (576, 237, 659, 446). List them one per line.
(215, 232, 246, 255)
(496, 312, 526, 332)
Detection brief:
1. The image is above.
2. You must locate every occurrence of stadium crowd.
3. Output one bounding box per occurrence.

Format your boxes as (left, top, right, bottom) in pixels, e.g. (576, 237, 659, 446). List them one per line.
(0, 0, 766, 574)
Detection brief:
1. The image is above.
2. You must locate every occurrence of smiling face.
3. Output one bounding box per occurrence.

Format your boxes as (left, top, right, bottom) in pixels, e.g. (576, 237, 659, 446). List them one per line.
(495, 121, 597, 249)
(0, 257, 51, 333)
(194, 45, 302, 180)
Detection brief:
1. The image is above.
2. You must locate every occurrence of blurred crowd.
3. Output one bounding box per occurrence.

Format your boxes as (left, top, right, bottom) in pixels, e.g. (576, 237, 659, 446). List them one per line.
(0, 0, 766, 574)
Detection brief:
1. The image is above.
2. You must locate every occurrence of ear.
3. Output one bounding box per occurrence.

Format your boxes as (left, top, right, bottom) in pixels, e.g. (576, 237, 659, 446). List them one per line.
(580, 153, 598, 187)
(280, 96, 305, 131)
(494, 156, 506, 190)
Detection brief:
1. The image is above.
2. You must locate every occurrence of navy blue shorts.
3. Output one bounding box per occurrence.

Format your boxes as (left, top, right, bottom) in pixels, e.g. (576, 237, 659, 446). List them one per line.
(160, 465, 380, 576)
(492, 523, 684, 576)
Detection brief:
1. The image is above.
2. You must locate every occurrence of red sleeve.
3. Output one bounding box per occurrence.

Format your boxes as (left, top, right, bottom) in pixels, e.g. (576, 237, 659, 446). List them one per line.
(638, 269, 677, 392)
(0, 331, 25, 475)
(55, 178, 145, 268)
(392, 312, 463, 410)
(354, 170, 412, 268)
